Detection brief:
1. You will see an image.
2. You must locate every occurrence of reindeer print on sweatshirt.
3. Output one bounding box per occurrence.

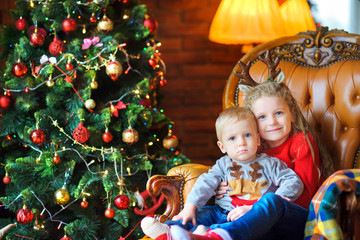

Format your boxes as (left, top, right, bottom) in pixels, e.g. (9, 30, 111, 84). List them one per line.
(185, 153, 303, 211)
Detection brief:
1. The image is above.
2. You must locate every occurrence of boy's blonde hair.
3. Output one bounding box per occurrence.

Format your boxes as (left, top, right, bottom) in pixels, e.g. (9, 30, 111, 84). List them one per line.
(243, 81, 333, 178)
(216, 106, 257, 141)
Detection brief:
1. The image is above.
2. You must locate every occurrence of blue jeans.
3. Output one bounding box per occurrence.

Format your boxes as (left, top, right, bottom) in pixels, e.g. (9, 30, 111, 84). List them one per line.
(166, 193, 308, 240)
(165, 204, 229, 232)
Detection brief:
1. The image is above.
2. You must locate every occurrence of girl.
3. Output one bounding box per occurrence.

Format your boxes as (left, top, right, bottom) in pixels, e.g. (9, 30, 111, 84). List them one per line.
(242, 80, 332, 208)
(150, 80, 333, 240)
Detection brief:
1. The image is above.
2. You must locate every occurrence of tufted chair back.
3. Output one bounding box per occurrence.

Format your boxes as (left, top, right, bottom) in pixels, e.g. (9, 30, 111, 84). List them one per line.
(143, 27, 360, 240)
(224, 26, 360, 171)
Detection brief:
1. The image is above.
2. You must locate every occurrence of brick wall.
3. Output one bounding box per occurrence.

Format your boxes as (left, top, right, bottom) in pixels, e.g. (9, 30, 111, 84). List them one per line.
(0, 0, 244, 166)
(143, 0, 244, 165)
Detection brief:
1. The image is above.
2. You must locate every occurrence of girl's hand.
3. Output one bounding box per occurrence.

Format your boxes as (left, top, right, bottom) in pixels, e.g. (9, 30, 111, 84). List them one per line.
(172, 203, 197, 225)
(227, 205, 252, 222)
(215, 182, 229, 199)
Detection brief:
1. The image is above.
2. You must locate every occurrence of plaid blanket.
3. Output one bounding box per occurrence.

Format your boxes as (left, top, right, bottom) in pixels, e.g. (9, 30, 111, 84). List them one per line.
(304, 169, 360, 240)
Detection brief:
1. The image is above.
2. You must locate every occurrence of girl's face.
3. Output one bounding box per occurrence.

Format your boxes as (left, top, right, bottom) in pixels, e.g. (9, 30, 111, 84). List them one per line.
(251, 96, 294, 148)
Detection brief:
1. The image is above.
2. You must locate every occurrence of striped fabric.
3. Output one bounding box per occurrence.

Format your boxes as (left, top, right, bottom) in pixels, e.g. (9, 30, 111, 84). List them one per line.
(304, 169, 360, 240)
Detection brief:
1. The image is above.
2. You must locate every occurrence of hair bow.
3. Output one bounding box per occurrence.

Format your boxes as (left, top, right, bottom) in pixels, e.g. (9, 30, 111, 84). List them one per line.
(82, 36, 103, 50)
(40, 55, 57, 65)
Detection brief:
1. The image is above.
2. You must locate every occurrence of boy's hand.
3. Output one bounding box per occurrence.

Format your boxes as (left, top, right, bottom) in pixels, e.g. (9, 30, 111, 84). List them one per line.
(215, 181, 229, 199)
(281, 196, 291, 201)
(172, 203, 197, 225)
(227, 205, 252, 221)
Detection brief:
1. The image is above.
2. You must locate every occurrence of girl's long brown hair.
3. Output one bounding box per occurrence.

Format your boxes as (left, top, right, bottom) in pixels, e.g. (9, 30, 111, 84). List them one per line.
(243, 81, 334, 178)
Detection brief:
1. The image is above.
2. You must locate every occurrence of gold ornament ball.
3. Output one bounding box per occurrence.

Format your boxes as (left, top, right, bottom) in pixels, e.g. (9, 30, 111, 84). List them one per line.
(90, 81, 98, 89)
(85, 99, 96, 109)
(163, 135, 179, 149)
(55, 188, 70, 205)
(106, 61, 123, 81)
(122, 128, 139, 145)
(97, 17, 114, 33)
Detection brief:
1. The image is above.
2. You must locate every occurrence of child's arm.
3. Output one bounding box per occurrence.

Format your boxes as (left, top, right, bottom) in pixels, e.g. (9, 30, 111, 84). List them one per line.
(272, 159, 304, 201)
(291, 133, 321, 208)
(185, 157, 228, 210)
(172, 202, 197, 225)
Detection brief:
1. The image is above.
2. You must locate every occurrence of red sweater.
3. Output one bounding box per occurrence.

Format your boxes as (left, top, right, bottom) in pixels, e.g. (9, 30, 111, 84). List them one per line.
(263, 132, 322, 208)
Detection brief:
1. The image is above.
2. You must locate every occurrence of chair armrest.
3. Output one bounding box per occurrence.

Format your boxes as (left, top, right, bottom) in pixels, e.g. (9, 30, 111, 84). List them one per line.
(306, 169, 360, 240)
(146, 175, 183, 223)
(146, 163, 211, 222)
(337, 191, 360, 240)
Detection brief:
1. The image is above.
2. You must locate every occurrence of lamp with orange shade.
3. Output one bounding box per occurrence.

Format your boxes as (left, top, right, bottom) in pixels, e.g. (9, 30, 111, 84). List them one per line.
(280, 0, 316, 35)
(209, 0, 316, 46)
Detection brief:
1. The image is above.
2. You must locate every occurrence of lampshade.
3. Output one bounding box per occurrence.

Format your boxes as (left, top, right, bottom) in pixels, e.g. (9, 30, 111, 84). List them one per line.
(209, 0, 315, 45)
(280, 0, 316, 35)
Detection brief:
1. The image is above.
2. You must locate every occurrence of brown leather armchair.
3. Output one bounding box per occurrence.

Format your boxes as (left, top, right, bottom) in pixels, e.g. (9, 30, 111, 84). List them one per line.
(145, 27, 360, 239)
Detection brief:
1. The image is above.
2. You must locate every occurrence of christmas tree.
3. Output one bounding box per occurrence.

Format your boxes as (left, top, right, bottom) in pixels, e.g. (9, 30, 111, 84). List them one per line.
(0, 0, 189, 239)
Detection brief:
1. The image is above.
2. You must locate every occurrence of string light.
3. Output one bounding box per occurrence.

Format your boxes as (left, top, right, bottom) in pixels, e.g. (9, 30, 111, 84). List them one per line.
(57, 222, 62, 229)
(40, 208, 46, 216)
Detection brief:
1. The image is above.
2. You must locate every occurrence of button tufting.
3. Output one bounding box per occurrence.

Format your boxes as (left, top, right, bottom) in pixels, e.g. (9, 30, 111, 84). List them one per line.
(357, 95, 360, 100)
(344, 127, 348, 131)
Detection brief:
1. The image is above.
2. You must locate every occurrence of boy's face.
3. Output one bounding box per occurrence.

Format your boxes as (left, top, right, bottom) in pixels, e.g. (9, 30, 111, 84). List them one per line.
(217, 118, 260, 163)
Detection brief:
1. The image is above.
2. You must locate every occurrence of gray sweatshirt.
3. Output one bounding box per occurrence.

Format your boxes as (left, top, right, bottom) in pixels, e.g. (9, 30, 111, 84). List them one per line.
(186, 153, 303, 211)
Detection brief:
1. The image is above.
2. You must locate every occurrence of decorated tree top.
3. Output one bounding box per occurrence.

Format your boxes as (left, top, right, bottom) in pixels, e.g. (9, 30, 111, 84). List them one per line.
(0, 0, 189, 239)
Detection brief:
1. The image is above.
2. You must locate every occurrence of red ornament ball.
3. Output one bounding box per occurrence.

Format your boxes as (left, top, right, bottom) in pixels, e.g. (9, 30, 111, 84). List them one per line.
(29, 30, 46, 47)
(122, 128, 139, 145)
(11, 62, 27, 78)
(143, 17, 158, 32)
(148, 57, 159, 68)
(104, 207, 115, 219)
(65, 62, 74, 71)
(102, 131, 113, 143)
(60, 235, 72, 240)
(114, 194, 130, 210)
(72, 122, 90, 143)
(89, 14, 97, 23)
(53, 154, 60, 164)
(27, 26, 46, 37)
(15, 17, 28, 31)
(62, 18, 77, 34)
(49, 38, 65, 56)
(17, 206, 34, 224)
(30, 129, 46, 145)
(159, 79, 167, 87)
(106, 61, 123, 81)
(3, 175, 11, 184)
(80, 199, 88, 208)
(0, 95, 13, 110)
(139, 98, 151, 108)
